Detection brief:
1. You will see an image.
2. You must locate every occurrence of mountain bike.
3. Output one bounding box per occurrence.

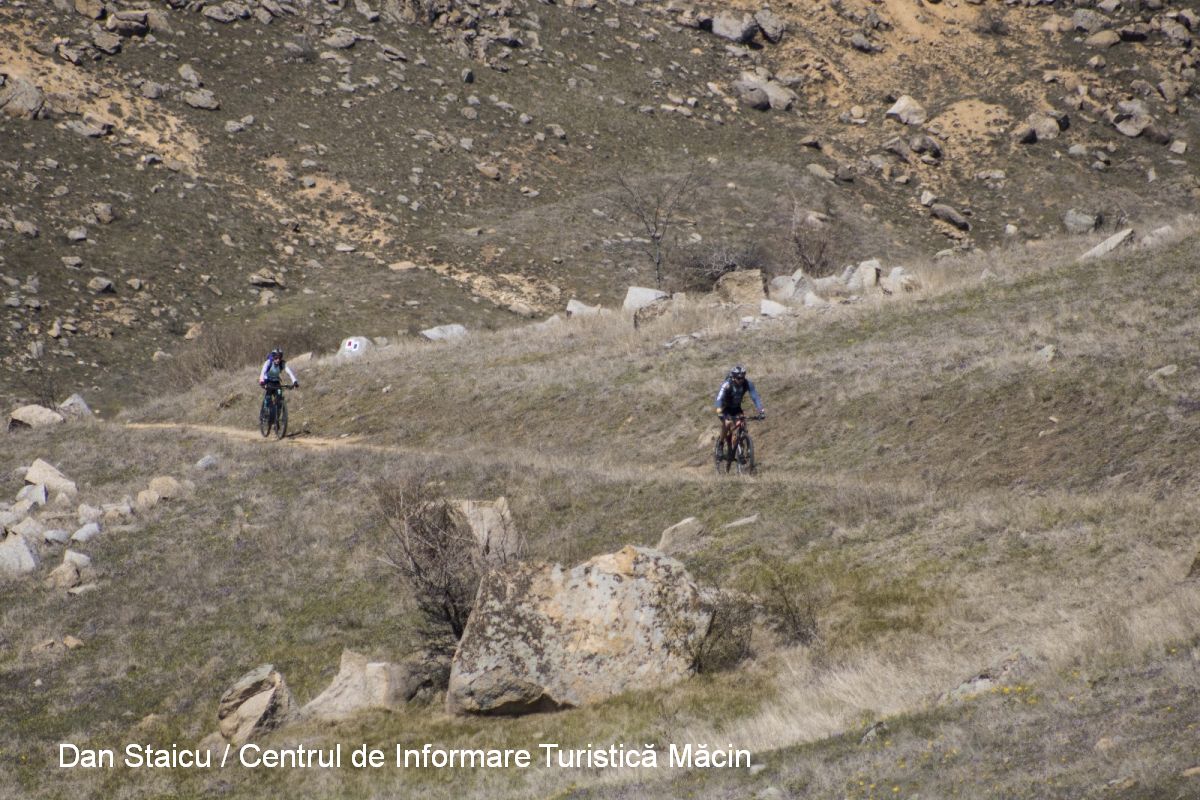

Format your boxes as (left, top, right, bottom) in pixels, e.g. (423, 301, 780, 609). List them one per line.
(714, 414, 763, 475)
(259, 384, 293, 440)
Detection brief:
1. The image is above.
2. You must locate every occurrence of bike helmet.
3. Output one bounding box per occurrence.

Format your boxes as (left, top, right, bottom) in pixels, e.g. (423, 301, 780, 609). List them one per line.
(729, 365, 747, 379)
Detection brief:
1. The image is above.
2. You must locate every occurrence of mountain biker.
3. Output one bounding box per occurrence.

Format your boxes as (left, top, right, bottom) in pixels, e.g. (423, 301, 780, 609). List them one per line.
(259, 348, 299, 412)
(714, 365, 764, 456)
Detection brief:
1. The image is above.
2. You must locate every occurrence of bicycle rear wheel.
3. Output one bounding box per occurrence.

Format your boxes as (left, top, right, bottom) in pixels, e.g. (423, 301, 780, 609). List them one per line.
(275, 397, 288, 440)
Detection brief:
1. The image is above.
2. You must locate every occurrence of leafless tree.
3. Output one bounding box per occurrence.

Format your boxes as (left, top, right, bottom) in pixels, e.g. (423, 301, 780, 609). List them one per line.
(375, 477, 483, 648)
(609, 162, 698, 289)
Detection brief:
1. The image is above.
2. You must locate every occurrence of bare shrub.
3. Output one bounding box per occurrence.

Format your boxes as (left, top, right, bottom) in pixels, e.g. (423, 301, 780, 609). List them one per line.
(790, 225, 839, 279)
(375, 476, 483, 652)
(608, 162, 698, 289)
(690, 589, 757, 674)
(671, 240, 774, 293)
(755, 565, 822, 646)
(22, 341, 60, 409)
(975, 12, 1010, 36)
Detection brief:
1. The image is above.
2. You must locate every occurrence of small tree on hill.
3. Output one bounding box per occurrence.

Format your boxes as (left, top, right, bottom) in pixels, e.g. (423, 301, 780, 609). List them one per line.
(609, 162, 698, 289)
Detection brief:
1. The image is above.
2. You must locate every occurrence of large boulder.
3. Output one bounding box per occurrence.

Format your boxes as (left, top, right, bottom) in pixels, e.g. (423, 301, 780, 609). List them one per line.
(0, 532, 40, 579)
(217, 665, 297, 744)
(302, 650, 448, 721)
(715, 270, 764, 304)
(9, 406, 65, 431)
(447, 546, 712, 715)
(456, 497, 521, 565)
(26, 459, 77, 498)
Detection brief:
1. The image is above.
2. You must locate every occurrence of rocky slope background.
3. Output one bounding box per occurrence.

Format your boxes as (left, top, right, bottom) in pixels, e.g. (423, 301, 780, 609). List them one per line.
(1, 0, 1197, 413)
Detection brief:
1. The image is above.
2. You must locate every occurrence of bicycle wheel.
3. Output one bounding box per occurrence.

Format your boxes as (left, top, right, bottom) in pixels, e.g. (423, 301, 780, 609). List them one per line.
(735, 433, 757, 475)
(259, 397, 271, 438)
(275, 396, 288, 440)
(714, 437, 730, 474)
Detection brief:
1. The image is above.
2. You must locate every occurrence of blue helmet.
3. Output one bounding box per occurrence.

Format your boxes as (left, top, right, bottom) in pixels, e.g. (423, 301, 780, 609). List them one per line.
(729, 365, 747, 379)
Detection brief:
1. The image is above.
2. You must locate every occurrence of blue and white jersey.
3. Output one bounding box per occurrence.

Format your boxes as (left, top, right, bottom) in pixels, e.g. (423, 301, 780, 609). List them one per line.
(715, 378, 762, 412)
(259, 358, 297, 384)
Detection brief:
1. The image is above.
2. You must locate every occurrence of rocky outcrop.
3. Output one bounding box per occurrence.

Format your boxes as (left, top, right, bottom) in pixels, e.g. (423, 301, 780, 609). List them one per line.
(447, 546, 711, 715)
(217, 665, 297, 744)
(25, 459, 78, 498)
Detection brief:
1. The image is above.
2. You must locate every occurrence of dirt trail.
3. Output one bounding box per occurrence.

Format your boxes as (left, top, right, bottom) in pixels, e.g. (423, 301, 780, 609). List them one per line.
(124, 421, 718, 484)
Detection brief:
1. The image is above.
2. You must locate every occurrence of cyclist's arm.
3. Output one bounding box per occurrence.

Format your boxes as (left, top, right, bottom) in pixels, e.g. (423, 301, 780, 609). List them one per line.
(714, 381, 729, 412)
(258, 359, 270, 383)
(747, 381, 764, 413)
(284, 365, 298, 384)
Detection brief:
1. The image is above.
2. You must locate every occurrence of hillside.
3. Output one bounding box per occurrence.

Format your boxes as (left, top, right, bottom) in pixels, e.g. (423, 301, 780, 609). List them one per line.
(3, 226, 1200, 798)
(2, 0, 1198, 414)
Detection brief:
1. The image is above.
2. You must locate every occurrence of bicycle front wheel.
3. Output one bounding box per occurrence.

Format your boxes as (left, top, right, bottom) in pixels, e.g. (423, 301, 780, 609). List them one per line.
(735, 434, 756, 476)
(259, 398, 271, 437)
(276, 397, 288, 440)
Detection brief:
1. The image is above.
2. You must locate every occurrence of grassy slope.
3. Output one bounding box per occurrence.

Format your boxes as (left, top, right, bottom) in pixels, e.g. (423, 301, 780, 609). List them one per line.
(3, 233, 1200, 799)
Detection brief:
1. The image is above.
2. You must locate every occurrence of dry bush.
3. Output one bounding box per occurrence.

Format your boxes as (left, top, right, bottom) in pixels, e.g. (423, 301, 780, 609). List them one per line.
(750, 564, 822, 647)
(670, 240, 774, 293)
(690, 589, 757, 674)
(375, 475, 483, 652)
(789, 225, 840, 279)
(608, 163, 698, 288)
(158, 322, 324, 388)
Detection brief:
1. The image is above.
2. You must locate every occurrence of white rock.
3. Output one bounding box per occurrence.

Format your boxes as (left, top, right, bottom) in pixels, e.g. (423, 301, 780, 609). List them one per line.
(622, 286, 668, 312)
(9, 405, 65, 430)
(78, 504, 103, 525)
(1078, 228, 1134, 261)
(148, 476, 183, 499)
(420, 324, 468, 342)
(136, 489, 160, 511)
(565, 299, 602, 317)
(12, 517, 44, 539)
(338, 336, 372, 359)
(723, 513, 760, 529)
(57, 394, 92, 418)
(43, 529, 71, 545)
(760, 299, 790, 318)
(803, 291, 830, 308)
(26, 459, 77, 497)
(0, 532, 40, 578)
(885, 95, 927, 126)
(64, 549, 92, 569)
(768, 275, 797, 301)
(71, 522, 101, 543)
(16, 483, 47, 507)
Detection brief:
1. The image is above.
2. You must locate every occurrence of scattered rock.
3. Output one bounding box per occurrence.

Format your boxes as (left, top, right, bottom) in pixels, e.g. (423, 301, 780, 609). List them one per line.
(57, 394, 92, 421)
(456, 497, 521, 565)
(26, 460, 77, 497)
(1035, 344, 1059, 363)
(148, 476, 183, 500)
(885, 95, 927, 126)
(622, 286, 668, 313)
(754, 9, 786, 43)
(1063, 209, 1100, 235)
(448, 546, 712, 714)
(71, 523, 100, 543)
(302, 650, 448, 720)
(715, 270, 764, 304)
(420, 324, 468, 342)
(135, 489, 160, 511)
(656, 517, 708, 557)
(566, 299, 602, 317)
(0, 532, 40, 579)
(195, 455, 219, 471)
(87, 277, 115, 294)
(930, 203, 971, 231)
(711, 12, 759, 44)
(183, 90, 220, 111)
(0, 74, 46, 120)
(9, 406, 65, 431)
(44, 561, 81, 590)
(217, 665, 297, 744)
(760, 299, 790, 318)
(1078, 228, 1133, 261)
